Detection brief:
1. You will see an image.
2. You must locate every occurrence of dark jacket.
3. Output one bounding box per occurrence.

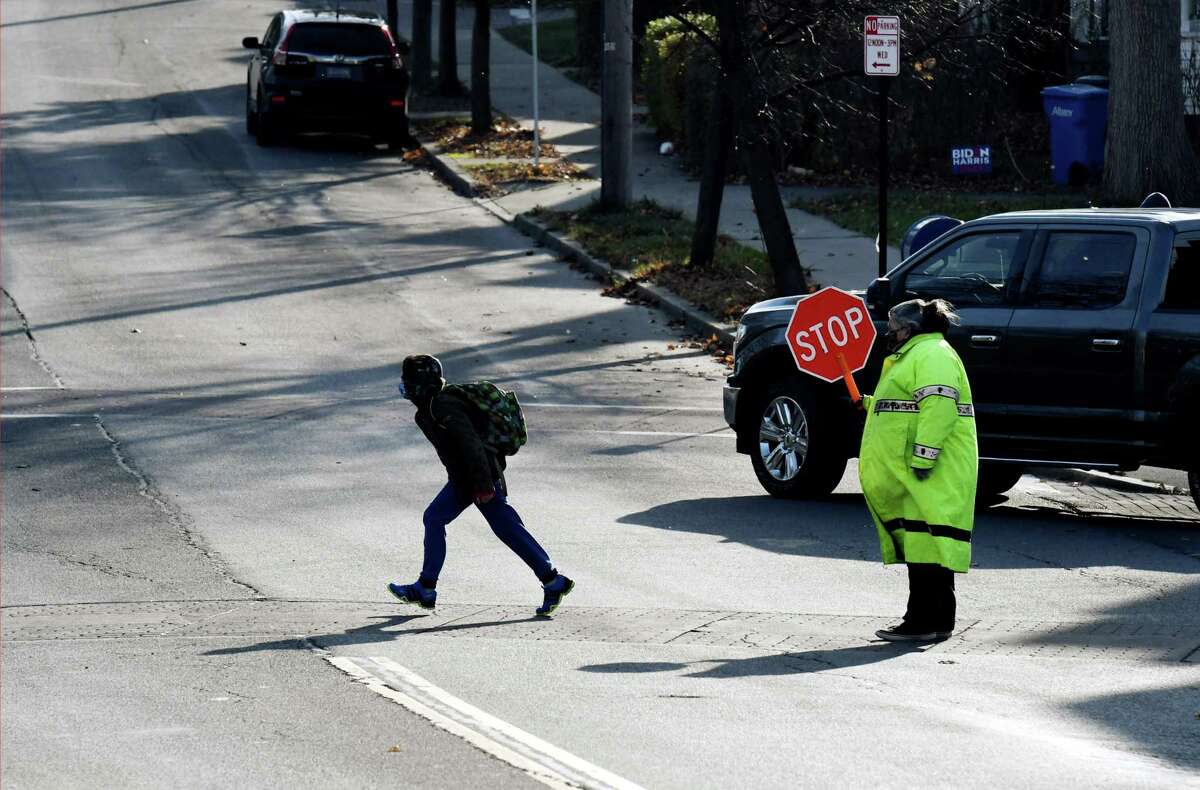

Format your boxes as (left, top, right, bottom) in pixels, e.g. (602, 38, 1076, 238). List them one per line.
(415, 390, 506, 494)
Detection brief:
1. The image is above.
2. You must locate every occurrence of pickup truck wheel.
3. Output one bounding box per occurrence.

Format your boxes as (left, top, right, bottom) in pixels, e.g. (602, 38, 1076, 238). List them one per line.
(1188, 471, 1200, 513)
(748, 378, 847, 499)
(976, 462, 1024, 500)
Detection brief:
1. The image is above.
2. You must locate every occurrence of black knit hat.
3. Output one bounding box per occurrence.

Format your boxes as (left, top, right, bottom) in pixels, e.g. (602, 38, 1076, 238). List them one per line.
(400, 354, 444, 401)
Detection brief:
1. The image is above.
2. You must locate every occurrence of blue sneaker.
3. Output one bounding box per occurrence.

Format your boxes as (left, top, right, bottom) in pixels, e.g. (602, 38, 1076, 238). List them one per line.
(536, 574, 574, 617)
(388, 580, 436, 610)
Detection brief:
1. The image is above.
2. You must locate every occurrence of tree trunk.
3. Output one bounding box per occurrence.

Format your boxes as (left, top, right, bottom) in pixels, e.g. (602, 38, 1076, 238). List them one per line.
(1103, 0, 1200, 206)
(411, 0, 434, 90)
(437, 0, 462, 96)
(471, 0, 492, 134)
(715, 0, 807, 296)
(689, 80, 732, 269)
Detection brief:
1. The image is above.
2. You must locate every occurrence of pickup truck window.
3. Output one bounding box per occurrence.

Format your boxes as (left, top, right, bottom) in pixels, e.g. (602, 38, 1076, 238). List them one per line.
(1160, 238, 1200, 311)
(902, 232, 1021, 306)
(1025, 231, 1136, 309)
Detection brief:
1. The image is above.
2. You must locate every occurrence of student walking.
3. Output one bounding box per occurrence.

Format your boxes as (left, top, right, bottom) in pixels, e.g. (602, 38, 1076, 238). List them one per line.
(388, 354, 574, 616)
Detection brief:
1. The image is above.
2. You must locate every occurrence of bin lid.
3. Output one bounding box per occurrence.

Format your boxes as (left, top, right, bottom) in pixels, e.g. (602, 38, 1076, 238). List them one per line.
(1041, 84, 1108, 100)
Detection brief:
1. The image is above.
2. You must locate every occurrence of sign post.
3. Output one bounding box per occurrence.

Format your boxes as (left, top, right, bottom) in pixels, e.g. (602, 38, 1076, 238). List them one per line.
(532, 0, 540, 168)
(785, 287, 877, 405)
(864, 15, 899, 279)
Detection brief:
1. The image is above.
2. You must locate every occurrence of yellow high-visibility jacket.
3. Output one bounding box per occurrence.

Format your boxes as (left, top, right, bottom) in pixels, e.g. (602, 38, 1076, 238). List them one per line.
(859, 332, 978, 573)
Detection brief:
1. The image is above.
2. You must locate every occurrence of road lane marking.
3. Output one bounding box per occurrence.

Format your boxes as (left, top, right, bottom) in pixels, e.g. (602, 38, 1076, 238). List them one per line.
(324, 654, 646, 790)
(0, 386, 66, 391)
(0, 413, 81, 419)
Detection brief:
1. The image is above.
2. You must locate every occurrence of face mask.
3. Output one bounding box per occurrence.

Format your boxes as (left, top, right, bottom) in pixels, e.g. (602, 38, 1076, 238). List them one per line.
(884, 328, 905, 353)
(397, 381, 409, 399)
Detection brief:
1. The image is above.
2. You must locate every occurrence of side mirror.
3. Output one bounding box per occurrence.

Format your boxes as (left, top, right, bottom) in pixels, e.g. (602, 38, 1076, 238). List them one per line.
(242, 36, 260, 50)
(866, 277, 891, 315)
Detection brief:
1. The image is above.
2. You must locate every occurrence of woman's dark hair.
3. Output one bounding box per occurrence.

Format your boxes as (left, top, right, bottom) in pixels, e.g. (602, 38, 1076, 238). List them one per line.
(889, 298, 961, 335)
(920, 299, 960, 334)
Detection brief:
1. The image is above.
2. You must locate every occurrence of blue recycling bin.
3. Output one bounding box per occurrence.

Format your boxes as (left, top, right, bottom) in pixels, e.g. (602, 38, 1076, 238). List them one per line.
(1041, 84, 1109, 185)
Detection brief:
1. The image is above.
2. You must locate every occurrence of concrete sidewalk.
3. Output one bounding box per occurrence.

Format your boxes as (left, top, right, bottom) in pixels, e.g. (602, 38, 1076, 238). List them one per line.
(396, 3, 901, 291)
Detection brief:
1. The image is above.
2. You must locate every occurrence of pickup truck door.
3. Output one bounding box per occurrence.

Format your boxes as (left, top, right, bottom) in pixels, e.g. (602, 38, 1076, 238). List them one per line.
(1145, 231, 1200, 460)
(895, 226, 1033, 440)
(1005, 224, 1151, 458)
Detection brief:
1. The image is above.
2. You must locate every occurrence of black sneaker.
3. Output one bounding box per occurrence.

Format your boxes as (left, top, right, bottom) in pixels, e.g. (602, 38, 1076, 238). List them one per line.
(388, 580, 436, 610)
(875, 623, 951, 642)
(536, 574, 574, 617)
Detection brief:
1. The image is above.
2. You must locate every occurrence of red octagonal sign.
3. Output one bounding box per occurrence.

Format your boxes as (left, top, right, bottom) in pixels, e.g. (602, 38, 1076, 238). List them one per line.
(786, 287, 877, 383)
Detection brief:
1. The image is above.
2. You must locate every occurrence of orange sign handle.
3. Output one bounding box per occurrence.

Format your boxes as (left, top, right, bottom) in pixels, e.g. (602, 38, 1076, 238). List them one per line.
(835, 352, 863, 404)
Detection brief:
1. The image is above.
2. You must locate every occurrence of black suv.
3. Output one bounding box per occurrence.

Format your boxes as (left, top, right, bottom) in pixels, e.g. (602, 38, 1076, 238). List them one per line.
(724, 207, 1200, 506)
(242, 10, 411, 148)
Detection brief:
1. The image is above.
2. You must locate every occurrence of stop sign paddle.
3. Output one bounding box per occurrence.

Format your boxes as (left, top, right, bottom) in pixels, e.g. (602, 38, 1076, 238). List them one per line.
(785, 287, 877, 403)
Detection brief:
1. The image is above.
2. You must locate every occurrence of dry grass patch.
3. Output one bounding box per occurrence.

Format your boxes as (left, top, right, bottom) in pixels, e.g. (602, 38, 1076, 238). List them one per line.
(413, 117, 559, 159)
(533, 200, 802, 323)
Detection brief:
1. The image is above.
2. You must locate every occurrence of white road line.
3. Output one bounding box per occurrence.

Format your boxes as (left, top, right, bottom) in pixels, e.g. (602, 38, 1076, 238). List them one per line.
(0, 413, 81, 419)
(0, 386, 65, 391)
(325, 655, 646, 790)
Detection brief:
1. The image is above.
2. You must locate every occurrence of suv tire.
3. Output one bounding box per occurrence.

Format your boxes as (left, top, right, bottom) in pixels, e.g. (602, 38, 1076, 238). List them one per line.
(747, 376, 848, 499)
(255, 95, 278, 147)
(245, 87, 258, 135)
(977, 462, 1024, 500)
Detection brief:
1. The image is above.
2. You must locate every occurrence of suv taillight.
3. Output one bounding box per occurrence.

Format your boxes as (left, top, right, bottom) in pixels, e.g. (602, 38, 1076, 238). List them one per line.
(271, 25, 296, 66)
(382, 26, 403, 69)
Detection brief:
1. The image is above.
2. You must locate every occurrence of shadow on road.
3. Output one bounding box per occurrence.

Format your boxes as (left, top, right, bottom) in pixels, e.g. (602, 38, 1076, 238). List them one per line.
(0, 0, 202, 29)
(579, 643, 926, 679)
(200, 612, 547, 656)
(618, 494, 1200, 574)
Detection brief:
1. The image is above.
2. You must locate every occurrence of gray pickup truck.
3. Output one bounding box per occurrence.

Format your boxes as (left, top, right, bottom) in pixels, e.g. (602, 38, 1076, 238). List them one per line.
(723, 207, 1200, 507)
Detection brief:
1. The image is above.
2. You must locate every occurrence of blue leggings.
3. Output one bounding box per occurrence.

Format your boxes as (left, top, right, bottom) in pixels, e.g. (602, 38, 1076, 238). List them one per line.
(419, 479, 555, 585)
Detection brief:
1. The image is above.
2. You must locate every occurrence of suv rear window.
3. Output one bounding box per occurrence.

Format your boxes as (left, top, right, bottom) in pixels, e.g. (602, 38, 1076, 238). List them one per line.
(1026, 231, 1136, 309)
(286, 23, 391, 56)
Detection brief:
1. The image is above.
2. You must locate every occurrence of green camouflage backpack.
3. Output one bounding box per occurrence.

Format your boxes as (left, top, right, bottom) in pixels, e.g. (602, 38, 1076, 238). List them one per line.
(444, 382, 528, 456)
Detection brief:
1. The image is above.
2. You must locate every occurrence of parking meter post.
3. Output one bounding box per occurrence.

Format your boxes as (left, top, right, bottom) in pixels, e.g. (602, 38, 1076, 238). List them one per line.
(835, 352, 863, 404)
(877, 78, 889, 278)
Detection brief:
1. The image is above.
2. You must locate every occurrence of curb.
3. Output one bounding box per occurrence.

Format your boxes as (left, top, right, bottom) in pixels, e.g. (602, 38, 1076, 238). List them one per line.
(419, 142, 477, 199)
(414, 139, 736, 347)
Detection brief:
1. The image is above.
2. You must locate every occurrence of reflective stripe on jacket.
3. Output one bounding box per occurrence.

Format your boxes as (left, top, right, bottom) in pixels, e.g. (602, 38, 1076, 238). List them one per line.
(858, 332, 978, 573)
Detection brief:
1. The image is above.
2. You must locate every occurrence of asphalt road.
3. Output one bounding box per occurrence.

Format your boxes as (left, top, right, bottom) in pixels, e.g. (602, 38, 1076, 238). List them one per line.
(3, 1, 1199, 788)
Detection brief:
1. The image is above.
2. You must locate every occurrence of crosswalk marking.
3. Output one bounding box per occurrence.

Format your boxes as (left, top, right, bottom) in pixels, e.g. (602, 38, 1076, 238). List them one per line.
(324, 654, 646, 790)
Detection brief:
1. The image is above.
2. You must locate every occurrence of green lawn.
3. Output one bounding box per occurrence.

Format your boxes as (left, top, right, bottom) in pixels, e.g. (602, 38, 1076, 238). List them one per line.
(793, 190, 1093, 246)
(532, 200, 793, 322)
(497, 17, 578, 67)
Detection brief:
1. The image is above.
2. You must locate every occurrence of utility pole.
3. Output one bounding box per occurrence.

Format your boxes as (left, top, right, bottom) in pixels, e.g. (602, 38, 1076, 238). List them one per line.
(600, 0, 632, 208)
(386, 0, 399, 37)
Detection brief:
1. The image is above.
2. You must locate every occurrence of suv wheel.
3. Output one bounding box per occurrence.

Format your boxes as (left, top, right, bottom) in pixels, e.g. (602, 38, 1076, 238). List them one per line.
(977, 462, 1024, 500)
(245, 87, 258, 135)
(747, 377, 847, 499)
(255, 94, 278, 147)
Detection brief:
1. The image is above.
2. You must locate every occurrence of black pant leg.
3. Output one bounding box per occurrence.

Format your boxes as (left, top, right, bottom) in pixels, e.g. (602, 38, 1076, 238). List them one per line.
(903, 563, 932, 628)
(937, 568, 957, 632)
